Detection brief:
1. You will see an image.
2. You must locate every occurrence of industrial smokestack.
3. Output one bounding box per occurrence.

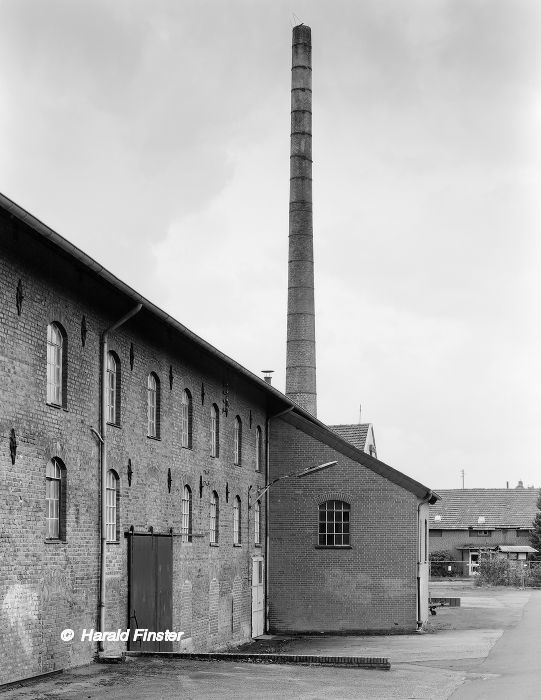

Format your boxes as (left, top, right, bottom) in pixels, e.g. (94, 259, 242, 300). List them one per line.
(286, 24, 317, 416)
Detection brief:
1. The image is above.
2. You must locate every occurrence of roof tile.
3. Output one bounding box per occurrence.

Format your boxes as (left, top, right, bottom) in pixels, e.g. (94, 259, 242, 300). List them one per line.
(429, 488, 540, 529)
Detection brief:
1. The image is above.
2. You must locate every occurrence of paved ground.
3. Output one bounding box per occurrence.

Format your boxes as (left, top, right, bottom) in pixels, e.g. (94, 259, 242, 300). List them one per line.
(2, 583, 540, 699)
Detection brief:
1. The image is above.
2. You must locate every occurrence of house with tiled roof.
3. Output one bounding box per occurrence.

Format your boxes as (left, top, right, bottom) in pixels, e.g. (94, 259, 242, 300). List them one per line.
(330, 424, 377, 458)
(429, 485, 539, 575)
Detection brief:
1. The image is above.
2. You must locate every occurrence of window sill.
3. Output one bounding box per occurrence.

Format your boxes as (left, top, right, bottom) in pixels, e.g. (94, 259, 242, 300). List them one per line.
(107, 422, 121, 430)
(315, 545, 352, 550)
(45, 539, 66, 544)
(233, 543, 242, 548)
(106, 541, 120, 545)
(147, 435, 161, 441)
(210, 542, 219, 548)
(46, 402, 68, 412)
(254, 543, 262, 548)
(182, 445, 193, 451)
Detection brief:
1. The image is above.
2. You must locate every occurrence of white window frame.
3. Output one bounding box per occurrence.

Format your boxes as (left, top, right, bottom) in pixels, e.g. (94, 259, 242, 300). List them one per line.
(233, 496, 241, 545)
(255, 426, 262, 472)
(181, 389, 191, 448)
(210, 491, 219, 544)
(234, 416, 242, 465)
(318, 500, 351, 547)
(147, 373, 157, 437)
(46, 458, 62, 539)
(182, 485, 192, 543)
(106, 470, 118, 542)
(107, 353, 117, 424)
(210, 404, 218, 457)
(254, 500, 261, 545)
(47, 323, 63, 405)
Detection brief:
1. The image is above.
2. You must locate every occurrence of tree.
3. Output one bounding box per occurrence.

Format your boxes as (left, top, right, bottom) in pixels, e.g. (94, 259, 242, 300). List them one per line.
(530, 492, 541, 561)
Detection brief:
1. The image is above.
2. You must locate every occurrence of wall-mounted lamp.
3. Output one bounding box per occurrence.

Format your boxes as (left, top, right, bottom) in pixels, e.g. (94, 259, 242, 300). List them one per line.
(256, 461, 338, 500)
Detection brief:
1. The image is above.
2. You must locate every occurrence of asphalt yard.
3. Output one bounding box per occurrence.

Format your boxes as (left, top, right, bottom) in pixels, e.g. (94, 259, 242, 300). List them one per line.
(2, 583, 540, 700)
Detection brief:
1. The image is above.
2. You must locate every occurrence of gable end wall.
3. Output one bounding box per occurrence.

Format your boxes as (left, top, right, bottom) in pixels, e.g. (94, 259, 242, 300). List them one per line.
(268, 419, 419, 633)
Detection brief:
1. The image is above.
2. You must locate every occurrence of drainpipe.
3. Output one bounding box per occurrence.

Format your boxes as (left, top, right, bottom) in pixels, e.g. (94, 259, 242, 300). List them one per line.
(416, 492, 432, 629)
(98, 303, 142, 653)
(264, 405, 294, 633)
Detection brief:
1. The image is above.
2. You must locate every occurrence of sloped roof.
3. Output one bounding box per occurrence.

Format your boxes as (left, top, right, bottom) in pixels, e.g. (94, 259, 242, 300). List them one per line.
(0, 191, 439, 504)
(330, 424, 371, 451)
(498, 545, 537, 553)
(430, 489, 540, 529)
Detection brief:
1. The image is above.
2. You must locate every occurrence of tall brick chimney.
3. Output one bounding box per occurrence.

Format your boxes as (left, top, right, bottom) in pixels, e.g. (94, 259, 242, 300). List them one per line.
(285, 24, 317, 416)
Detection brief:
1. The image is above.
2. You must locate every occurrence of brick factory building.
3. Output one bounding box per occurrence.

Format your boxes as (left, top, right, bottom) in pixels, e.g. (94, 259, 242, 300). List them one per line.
(0, 24, 438, 688)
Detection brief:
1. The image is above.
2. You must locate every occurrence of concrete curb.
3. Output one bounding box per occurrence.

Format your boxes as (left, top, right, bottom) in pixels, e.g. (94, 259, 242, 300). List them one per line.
(124, 651, 391, 670)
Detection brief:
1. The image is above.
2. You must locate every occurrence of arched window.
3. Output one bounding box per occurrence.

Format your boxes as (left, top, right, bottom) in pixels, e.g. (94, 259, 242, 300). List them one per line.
(318, 500, 351, 547)
(47, 323, 66, 406)
(210, 404, 219, 458)
(234, 416, 242, 465)
(233, 496, 241, 545)
(254, 500, 261, 546)
(182, 485, 193, 543)
(181, 389, 193, 448)
(106, 353, 121, 425)
(147, 373, 160, 438)
(255, 426, 262, 472)
(210, 490, 219, 544)
(46, 458, 66, 539)
(106, 470, 119, 542)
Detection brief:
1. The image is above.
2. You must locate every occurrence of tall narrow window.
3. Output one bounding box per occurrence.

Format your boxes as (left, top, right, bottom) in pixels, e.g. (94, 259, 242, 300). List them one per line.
(234, 416, 242, 465)
(210, 491, 219, 544)
(318, 500, 350, 547)
(233, 496, 241, 545)
(46, 458, 65, 539)
(254, 500, 261, 545)
(106, 470, 119, 542)
(47, 323, 64, 406)
(255, 426, 262, 472)
(210, 404, 219, 457)
(106, 353, 121, 425)
(182, 485, 193, 543)
(147, 373, 160, 438)
(181, 389, 193, 448)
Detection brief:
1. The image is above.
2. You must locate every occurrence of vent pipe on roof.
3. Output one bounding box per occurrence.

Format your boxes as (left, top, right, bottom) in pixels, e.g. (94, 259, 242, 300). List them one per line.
(262, 370, 274, 385)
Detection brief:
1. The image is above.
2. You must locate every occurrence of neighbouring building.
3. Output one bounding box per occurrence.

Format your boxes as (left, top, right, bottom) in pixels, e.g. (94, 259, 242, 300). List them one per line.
(0, 23, 438, 687)
(429, 487, 539, 575)
(330, 423, 378, 458)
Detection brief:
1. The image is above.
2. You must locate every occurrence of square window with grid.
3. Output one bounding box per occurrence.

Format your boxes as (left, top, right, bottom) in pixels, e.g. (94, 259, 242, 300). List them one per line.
(318, 500, 350, 547)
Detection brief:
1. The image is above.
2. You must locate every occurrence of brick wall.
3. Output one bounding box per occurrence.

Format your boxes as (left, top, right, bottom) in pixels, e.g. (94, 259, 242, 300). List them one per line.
(0, 219, 267, 685)
(268, 419, 420, 634)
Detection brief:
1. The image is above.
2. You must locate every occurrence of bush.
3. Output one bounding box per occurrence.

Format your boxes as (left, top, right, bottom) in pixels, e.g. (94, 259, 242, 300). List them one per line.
(475, 557, 536, 587)
(429, 550, 460, 577)
(475, 557, 512, 586)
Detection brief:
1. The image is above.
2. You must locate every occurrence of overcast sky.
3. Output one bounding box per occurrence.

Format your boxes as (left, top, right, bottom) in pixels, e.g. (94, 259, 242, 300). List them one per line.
(1, 0, 539, 490)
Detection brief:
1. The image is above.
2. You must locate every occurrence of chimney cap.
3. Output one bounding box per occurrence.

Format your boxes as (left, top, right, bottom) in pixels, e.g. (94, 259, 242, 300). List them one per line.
(262, 370, 274, 385)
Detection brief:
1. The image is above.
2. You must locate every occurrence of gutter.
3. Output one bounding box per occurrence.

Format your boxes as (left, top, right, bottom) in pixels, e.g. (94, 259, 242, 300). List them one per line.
(98, 303, 142, 653)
